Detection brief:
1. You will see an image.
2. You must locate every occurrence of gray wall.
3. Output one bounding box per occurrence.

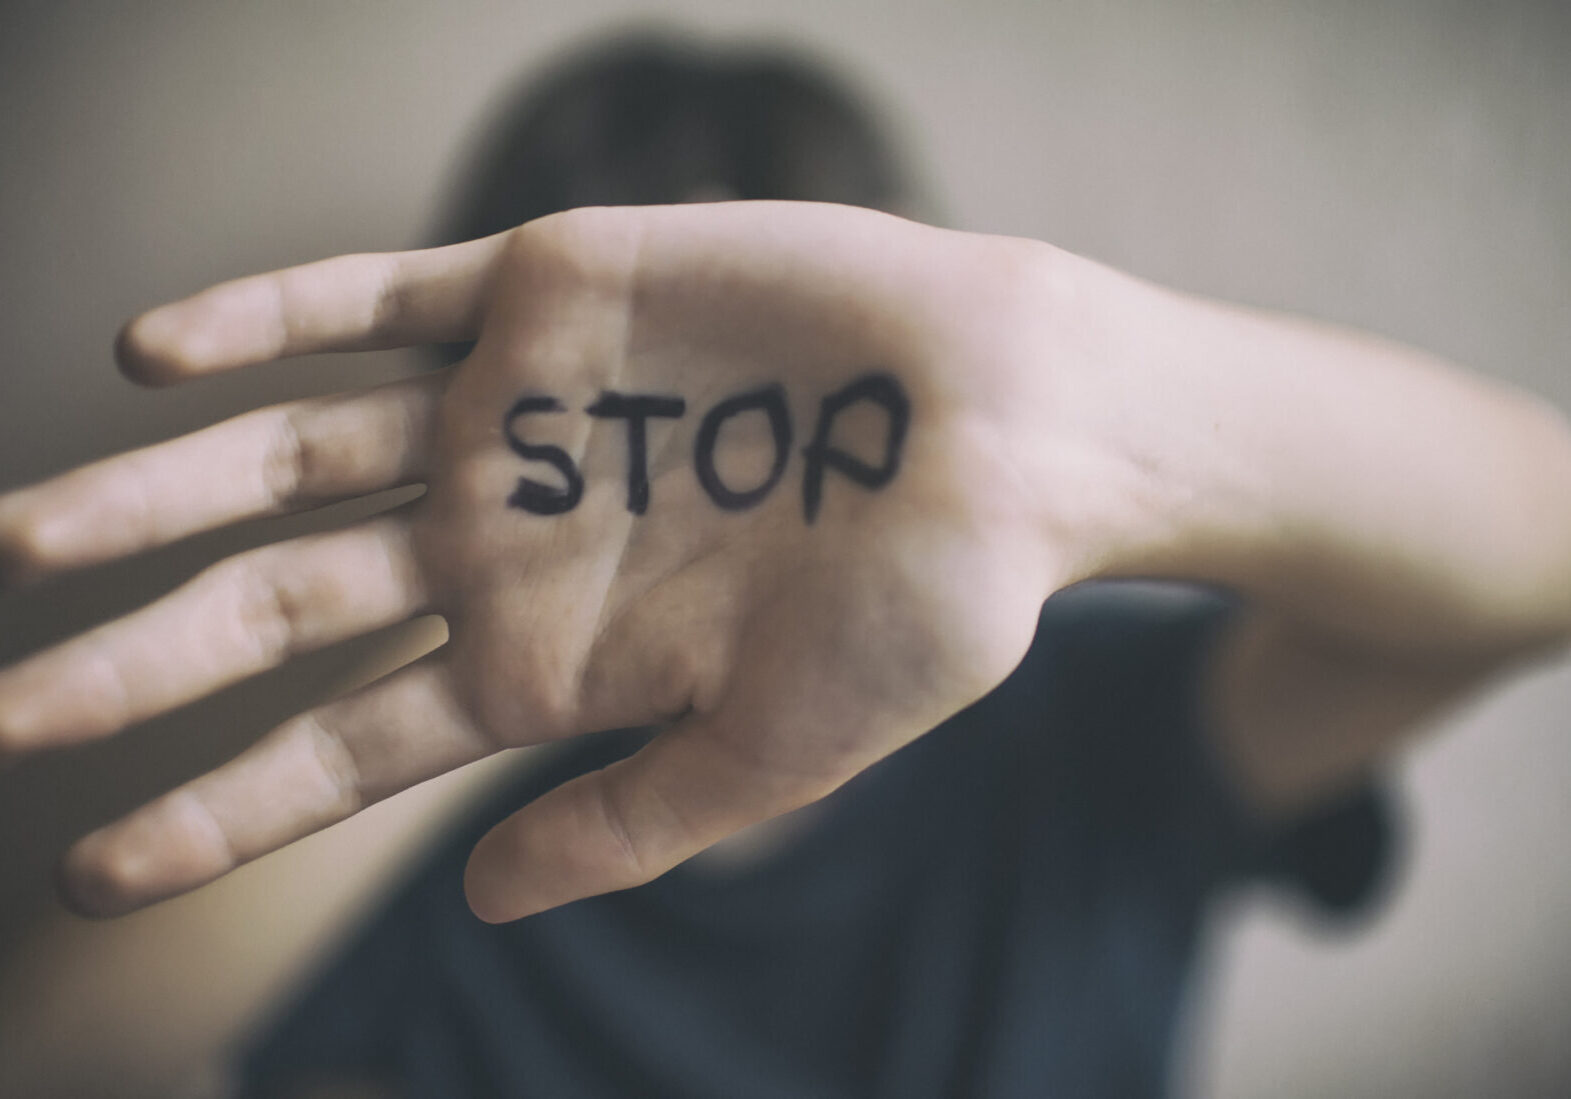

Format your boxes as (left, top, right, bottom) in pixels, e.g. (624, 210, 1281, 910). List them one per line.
(1, 2, 1567, 1095)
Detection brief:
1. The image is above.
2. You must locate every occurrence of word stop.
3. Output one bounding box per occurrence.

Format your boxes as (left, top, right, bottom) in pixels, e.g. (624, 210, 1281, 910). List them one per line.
(503, 372, 910, 524)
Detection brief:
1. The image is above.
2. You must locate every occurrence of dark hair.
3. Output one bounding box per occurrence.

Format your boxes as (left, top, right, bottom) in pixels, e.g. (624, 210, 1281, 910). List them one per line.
(432, 32, 915, 246)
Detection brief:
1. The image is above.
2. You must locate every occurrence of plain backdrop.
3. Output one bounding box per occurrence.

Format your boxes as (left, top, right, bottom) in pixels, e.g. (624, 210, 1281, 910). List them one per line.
(0, 2, 1567, 1096)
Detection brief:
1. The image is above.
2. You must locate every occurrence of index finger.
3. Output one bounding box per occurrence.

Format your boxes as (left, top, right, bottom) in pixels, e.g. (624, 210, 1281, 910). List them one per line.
(116, 233, 510, 385)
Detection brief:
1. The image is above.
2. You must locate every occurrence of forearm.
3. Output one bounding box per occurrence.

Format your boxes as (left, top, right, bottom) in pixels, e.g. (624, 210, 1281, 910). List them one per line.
(1046, 254, 1571, 658)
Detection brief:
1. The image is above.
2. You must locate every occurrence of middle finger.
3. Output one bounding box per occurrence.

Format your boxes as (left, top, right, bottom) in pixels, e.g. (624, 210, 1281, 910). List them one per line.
(0, 372, 444, 585)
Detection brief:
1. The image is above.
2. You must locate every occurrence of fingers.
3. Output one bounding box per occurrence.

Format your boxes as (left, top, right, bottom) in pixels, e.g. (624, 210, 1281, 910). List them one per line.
(0, 515, 425, 753)
(0, 374, 442, 585)
(463, 718, 843, 923)
(59, 658, 488, 916)
(116, 233, 509, 384)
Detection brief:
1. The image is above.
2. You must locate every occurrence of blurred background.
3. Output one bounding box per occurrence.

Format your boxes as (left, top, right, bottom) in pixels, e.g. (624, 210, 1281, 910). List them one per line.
(0, 1, 1568, 1096)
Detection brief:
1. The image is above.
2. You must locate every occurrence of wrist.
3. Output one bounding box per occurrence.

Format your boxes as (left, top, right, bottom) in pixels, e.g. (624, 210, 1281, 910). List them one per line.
(1026, 255, 1571, 657)
(983, 246, 1251, 593)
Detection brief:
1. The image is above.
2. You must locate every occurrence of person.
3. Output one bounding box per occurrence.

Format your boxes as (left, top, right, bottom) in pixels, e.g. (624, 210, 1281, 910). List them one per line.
(1, 33, 1568, 1099)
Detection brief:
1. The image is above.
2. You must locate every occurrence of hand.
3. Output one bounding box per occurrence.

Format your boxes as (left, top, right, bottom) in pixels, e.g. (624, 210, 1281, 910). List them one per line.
(0, 203, 1067, 922)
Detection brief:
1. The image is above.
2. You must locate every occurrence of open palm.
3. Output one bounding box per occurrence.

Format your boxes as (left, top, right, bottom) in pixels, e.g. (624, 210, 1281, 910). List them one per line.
(0, 203, 1059, 922)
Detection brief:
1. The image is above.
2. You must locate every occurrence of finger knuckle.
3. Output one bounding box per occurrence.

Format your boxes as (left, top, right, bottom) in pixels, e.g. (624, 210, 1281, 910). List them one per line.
(593, 781, 652, 885)
(218, 551, 302, 665)
(366, 254, 413, 344)
(299, 710, 365, 818)
(500, 206, 635, 285)
(259, 409, 308, 509)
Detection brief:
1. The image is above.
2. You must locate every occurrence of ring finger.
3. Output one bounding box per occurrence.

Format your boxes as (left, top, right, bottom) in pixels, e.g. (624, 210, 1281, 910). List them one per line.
(0, 513, 428, 752)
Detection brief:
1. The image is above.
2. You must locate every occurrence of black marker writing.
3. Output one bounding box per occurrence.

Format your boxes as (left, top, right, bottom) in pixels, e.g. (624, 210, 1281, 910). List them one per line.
(502, 373, 911, 520)
(801, 372, 910, 523)
(503, 395, 583, 515)
(693, 383, 793, 511)
(586, 392, 686, 515)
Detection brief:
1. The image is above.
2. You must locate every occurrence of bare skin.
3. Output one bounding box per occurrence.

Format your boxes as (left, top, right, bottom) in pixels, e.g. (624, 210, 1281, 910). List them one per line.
(2, 201, 1569, 943)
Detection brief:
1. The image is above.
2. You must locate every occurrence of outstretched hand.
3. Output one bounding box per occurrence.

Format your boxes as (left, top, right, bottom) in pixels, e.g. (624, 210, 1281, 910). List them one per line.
(0, 203, 1070, 922)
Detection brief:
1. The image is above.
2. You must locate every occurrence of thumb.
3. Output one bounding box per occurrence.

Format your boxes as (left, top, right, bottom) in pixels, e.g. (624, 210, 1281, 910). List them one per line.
(463, 717, 840, 923)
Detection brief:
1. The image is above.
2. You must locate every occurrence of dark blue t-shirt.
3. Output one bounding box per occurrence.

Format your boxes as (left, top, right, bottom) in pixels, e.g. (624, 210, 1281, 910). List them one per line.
(239, 582, 1393, 1098)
